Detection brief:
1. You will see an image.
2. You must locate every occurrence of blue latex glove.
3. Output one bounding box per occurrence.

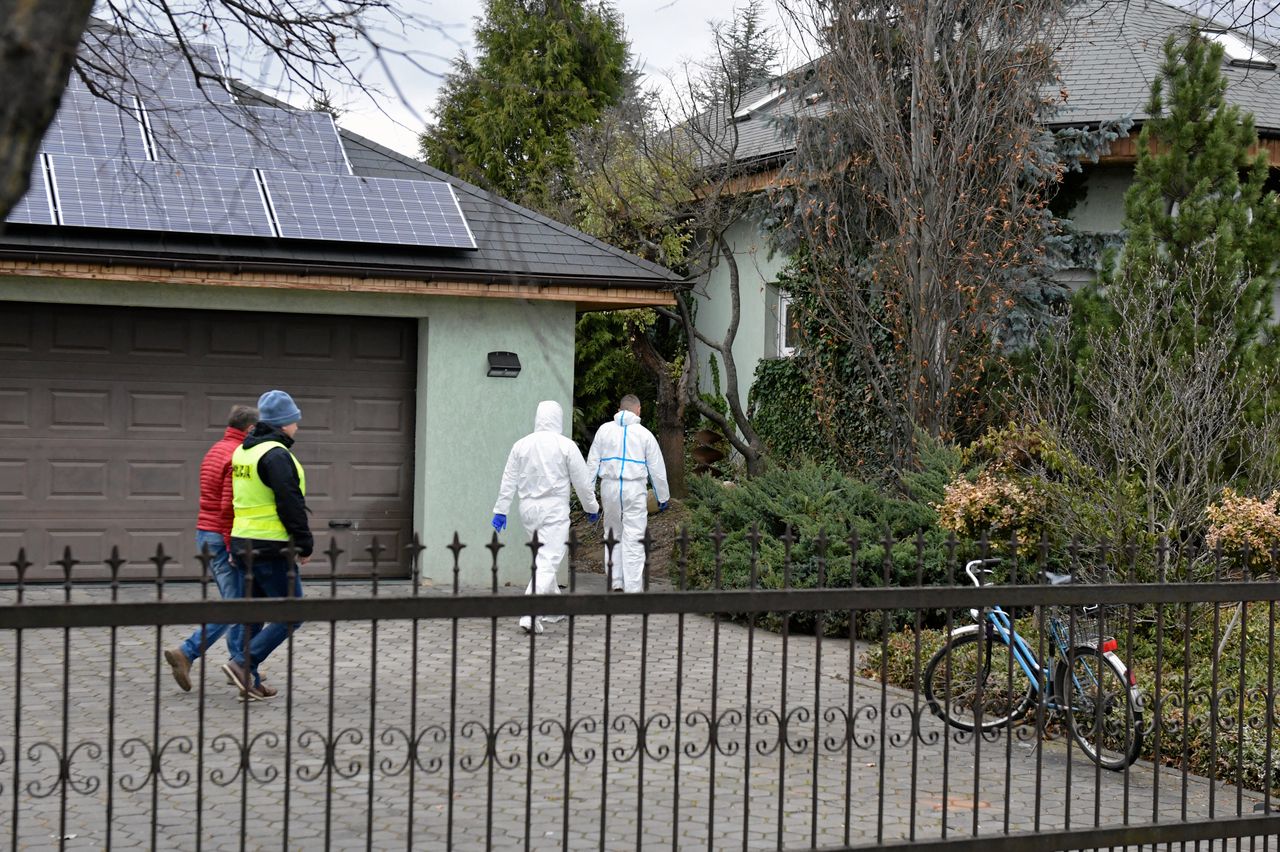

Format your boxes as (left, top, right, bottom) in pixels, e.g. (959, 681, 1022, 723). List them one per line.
(586, 511, 600, 524)
(492, 513, 507, 532)
(659, 501, 669, 512)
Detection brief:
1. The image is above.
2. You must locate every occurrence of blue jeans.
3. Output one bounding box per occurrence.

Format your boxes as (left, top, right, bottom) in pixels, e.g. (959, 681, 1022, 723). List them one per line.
(179, 530, 243, 663)
(230, 550, 303, 678)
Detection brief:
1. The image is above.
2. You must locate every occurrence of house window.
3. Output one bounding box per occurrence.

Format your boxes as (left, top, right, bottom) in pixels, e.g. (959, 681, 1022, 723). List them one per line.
(778, 293, 800, 357)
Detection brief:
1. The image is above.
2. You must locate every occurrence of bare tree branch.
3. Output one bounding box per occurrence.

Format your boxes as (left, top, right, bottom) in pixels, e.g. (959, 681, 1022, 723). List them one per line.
(573, 3, 780, 475)
(1021, 246, 1280, 540)
(773, 0, 1068, 464)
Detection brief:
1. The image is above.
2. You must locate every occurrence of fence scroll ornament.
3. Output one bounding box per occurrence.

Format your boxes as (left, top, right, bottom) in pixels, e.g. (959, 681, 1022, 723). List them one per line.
(2, 530, 1280, 849)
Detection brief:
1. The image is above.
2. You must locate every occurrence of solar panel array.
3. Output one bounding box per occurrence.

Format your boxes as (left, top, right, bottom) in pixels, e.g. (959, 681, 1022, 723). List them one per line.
(5, 30, 476, 250)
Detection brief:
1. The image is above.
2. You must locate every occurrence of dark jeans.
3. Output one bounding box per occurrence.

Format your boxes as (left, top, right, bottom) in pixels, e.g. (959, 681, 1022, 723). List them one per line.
(230, 550, 303, 678)
(179, 530, 243, 662)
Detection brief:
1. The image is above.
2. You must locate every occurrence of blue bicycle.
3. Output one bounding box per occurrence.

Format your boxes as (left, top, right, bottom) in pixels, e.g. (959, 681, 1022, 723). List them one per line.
(922, 559, 1144, 770)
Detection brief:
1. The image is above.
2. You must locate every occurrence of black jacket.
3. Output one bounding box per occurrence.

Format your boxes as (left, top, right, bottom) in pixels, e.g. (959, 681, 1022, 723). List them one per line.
(231, 423, 314, 559)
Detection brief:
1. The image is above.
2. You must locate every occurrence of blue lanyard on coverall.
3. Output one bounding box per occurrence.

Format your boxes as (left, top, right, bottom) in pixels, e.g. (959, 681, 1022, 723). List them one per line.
(599, 422, 649, 505)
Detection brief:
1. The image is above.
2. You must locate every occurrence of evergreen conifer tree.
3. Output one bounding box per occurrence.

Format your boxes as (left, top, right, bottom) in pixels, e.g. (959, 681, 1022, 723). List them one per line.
(1086, 29, 1280, 366)
(419, 0, 628, 214)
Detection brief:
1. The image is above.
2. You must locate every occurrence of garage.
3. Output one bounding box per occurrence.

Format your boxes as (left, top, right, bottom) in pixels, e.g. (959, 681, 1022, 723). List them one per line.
(0, 301, 416, 581)
(0, 27, 678, 586)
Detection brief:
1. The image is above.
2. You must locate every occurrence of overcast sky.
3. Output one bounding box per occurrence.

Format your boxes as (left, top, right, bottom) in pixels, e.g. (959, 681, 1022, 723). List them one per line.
(268, 0, 791, 159)
(231, 0, 1280, 160)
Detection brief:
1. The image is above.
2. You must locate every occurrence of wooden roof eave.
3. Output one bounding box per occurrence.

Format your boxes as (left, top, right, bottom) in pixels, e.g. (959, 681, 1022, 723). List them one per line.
(0, 258, 678, 309)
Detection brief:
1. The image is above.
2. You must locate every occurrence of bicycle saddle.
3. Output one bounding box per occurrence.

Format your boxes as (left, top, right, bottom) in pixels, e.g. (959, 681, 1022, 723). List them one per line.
(1044, 571, 1073, 585)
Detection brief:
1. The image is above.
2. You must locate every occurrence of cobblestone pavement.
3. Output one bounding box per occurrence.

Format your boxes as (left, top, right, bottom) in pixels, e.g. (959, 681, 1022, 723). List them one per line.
(0, 576, 1269, 850)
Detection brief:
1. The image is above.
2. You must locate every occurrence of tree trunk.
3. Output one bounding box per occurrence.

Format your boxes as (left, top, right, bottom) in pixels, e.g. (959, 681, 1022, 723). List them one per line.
(630, 328, 688, 497)
(0, 0, 94, 223)
(678, 238, 769, 477)
(656, 404, 687, 497)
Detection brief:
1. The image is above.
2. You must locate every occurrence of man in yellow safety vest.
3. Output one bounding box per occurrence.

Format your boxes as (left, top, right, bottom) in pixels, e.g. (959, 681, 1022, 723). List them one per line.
(222, 389, 312, 701)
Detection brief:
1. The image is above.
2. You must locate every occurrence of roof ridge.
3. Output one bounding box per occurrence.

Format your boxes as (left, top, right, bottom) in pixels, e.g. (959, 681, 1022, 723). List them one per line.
(336, 129, 684, 283)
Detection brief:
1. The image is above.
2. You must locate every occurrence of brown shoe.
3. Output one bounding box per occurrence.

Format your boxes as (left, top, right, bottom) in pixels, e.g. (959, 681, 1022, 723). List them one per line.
(220, 660, 252, 697)
(237, 682, 275, 703)
(164, 648, 192, 692)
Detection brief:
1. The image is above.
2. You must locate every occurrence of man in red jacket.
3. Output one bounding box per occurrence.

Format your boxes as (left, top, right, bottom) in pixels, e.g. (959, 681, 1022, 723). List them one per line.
(164, 404, 270, 695)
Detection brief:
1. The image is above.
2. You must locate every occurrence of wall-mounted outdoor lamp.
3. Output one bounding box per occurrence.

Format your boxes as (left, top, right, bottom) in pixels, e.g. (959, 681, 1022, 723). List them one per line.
(487, 351, 521, 378)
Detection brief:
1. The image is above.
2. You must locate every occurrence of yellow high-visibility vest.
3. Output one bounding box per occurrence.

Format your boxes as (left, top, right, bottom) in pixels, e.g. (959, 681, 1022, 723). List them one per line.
(230, 441, 306, 540)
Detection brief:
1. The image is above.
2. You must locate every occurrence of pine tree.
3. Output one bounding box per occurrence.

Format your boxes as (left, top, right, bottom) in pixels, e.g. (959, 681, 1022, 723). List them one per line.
(1092, 29, 1280, 365)
(419, 0, 628, 214)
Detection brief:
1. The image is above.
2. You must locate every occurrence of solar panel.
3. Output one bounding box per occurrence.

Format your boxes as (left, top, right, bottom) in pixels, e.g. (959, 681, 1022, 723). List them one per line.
(41, 87, 149, 161)
(263, 171, 477, 249)
(49, 155, 275, 238)
(147, 104, 351, 174)
(22, 29, 480, 251)
(78, 29, 233, 105)
(5, 162, 55, 226)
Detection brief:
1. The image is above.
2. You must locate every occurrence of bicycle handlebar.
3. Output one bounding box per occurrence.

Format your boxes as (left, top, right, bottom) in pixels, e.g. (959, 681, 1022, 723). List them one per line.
(963, 558, 1002, 587)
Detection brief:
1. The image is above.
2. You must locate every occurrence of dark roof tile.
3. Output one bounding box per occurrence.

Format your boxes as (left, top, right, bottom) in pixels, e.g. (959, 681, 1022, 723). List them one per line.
(717, 0, 1280, 164)
(338, 132, 682, 286)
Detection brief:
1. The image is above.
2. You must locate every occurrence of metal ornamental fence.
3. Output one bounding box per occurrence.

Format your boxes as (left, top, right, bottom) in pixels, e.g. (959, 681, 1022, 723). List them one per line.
(1, 530, 1280, 850)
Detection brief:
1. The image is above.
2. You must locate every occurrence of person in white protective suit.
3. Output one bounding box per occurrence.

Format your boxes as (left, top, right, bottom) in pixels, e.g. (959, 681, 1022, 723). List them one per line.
(492, 400, 601, 634)
(586, 394, 671, 593)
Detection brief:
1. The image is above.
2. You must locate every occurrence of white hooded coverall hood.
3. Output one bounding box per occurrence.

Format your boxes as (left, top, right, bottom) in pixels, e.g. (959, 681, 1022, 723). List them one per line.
(493, 401, 599, 628)
(586, 409, 670, 592)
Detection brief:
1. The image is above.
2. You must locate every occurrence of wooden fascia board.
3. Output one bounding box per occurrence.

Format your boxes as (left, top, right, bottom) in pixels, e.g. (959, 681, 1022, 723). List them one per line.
(708, 133, 1280, 192)
(1095, 134, 1280, 165)
(699, 165, 787, 198)
(0, 259, 677, 309)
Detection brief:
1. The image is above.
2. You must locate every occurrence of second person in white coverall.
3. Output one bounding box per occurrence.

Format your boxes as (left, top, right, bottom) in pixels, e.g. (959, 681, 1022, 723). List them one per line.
(492, 400, 600, 634)
(587, 394, 671, 593)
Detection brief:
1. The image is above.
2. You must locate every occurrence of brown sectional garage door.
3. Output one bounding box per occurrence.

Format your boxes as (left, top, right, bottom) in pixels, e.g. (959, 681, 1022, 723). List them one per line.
(0, 302, 416, 581)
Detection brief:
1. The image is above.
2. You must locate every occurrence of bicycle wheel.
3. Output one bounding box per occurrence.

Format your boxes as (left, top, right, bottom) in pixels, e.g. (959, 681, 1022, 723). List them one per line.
(923, 629, 1036, 732)
(1056, 646, 1143, 770)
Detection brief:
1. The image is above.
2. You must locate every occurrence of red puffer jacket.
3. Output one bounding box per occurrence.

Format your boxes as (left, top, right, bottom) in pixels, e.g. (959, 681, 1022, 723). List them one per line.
(196, 426, 248, 542)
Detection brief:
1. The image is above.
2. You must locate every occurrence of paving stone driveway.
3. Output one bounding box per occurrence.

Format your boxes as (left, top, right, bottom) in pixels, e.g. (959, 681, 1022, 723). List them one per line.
(0, 575, 1267, 850)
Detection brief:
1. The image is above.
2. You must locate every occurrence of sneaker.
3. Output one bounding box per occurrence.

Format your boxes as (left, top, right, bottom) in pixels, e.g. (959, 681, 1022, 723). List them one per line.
(255, 680, 278, 699)
(543, 614, 566, 624)
(518, 617, 544, 635)
(164, 648, 192, 692)
(221, 660, 252, 697)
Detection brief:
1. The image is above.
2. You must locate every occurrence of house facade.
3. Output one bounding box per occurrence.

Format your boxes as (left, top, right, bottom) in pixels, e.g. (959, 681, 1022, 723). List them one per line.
(0, 31, 678, 586)
(696, 0, 1280, 410)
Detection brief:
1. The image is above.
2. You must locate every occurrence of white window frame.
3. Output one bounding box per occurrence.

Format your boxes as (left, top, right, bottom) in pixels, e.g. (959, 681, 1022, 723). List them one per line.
(778, 292, 797, 357)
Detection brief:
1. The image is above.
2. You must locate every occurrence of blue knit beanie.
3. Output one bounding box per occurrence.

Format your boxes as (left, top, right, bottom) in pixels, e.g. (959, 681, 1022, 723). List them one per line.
(257, 390, 302, 427)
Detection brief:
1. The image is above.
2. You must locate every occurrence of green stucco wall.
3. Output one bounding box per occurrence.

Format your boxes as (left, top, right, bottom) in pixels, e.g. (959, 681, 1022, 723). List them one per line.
(0, 277, 576, 587)
(416, 296, 577, 587)
(693, 217, 789, 411)
(698, 166, 1135, 406)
